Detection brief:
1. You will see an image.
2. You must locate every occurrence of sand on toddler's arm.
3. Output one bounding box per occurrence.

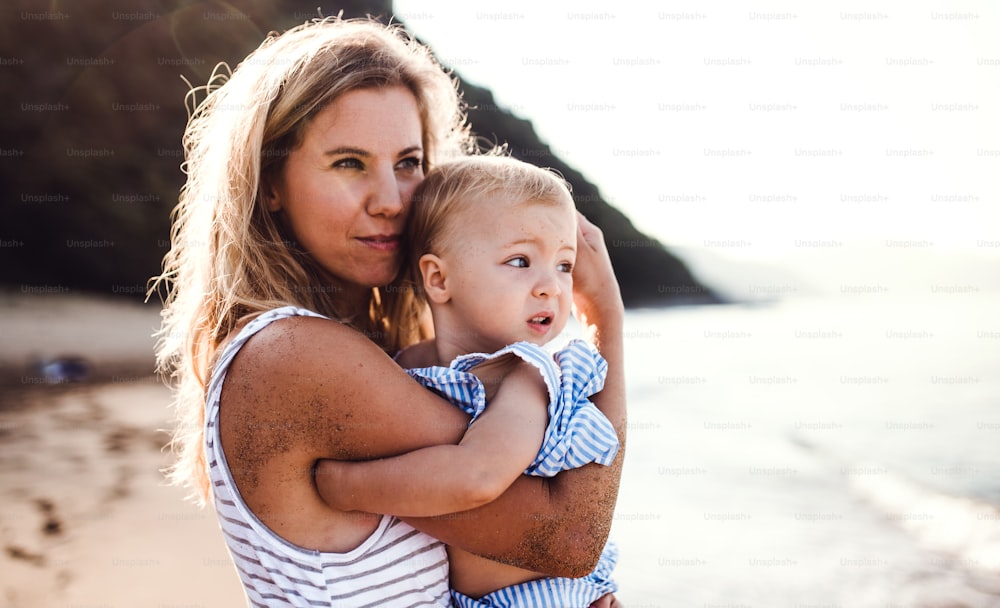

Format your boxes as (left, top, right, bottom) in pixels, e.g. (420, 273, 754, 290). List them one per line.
(0, 292, 245, 606)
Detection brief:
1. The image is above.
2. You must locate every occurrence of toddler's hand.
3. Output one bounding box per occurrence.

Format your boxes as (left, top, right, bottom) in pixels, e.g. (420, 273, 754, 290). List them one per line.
(590, 592, 622, 608)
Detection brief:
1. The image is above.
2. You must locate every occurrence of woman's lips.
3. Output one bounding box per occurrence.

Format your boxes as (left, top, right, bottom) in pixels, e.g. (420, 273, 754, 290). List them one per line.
(358, 235, 401, 251)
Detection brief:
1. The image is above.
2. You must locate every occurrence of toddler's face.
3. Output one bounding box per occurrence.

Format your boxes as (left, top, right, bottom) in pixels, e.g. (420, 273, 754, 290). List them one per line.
(437, 197, 576, 352)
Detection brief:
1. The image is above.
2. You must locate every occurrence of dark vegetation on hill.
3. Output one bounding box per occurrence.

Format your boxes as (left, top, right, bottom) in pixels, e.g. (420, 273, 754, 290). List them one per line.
(0, 0, 716, 306)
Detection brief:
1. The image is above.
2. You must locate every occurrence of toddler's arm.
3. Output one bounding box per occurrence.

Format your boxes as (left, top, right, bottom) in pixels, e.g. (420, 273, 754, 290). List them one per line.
(318, 359, 548, 516)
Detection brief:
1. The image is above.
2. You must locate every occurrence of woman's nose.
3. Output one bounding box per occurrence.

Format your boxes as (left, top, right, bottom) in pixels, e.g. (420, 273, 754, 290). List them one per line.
(366, 166, 405, 217)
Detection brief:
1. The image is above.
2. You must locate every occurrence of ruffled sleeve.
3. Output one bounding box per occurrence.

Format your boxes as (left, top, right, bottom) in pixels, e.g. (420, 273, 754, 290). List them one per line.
(528, 339, 619, 476)
(405, 339, 619, 477)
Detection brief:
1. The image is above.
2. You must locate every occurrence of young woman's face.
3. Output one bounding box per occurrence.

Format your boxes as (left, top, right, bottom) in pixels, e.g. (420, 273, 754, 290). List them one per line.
(269, 86, 424, 290)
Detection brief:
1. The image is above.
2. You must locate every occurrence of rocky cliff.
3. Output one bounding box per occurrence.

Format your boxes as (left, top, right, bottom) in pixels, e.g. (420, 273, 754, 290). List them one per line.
(0, 0, 715, 306)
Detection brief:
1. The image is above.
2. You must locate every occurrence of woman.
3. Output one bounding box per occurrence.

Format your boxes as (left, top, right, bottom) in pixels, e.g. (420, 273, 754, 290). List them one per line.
(153, 17, 626, 607)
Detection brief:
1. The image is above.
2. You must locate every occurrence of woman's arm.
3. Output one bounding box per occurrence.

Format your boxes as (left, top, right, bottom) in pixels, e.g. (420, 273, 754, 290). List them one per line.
(318, 360, 548, 516)
(233, 315, 597, 572)
(249, 320, 602, 575)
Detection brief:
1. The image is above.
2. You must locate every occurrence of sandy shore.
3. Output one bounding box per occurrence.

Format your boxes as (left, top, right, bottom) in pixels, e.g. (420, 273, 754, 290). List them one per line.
(0, 292, 245, 606)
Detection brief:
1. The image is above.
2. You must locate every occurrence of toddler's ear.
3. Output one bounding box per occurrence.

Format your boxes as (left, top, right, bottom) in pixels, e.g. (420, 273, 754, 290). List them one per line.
(419, 254, 450, 304)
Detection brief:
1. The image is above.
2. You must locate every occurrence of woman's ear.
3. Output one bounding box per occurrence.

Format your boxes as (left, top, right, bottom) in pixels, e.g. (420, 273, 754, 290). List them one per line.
(263, 179, 282, 212)
(419, 253, 450, 304)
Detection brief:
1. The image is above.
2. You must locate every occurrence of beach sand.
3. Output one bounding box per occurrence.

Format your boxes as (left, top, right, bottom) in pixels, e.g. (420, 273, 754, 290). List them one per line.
(0, 292, 245, 606)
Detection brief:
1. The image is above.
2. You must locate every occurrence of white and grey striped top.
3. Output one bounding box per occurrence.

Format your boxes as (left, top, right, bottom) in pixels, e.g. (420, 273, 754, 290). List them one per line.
(206, 306, 451, 608)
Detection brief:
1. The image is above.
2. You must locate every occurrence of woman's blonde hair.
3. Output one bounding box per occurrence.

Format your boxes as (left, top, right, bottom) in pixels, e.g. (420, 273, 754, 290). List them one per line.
(150, 17, 473, 503)
(407, 154, 574, 291)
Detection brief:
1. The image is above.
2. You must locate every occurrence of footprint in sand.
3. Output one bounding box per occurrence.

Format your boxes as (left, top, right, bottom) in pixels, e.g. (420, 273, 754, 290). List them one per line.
(35, 498, 63, 536)
(6, 544, 45, 567)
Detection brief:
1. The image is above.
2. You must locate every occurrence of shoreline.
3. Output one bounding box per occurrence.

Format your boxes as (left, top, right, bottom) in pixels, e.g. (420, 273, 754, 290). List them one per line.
(0, 292, 245, 606)
(0, 290, 161, 391)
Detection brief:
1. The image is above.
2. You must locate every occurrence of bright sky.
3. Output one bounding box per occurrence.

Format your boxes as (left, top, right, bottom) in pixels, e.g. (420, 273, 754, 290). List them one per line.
(394, 1, 1000, 294)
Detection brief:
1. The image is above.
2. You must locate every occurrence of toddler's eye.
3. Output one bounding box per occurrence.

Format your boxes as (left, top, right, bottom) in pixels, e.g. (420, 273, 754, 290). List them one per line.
(505, 256, 529, 268)
(558, 262, 574, 273)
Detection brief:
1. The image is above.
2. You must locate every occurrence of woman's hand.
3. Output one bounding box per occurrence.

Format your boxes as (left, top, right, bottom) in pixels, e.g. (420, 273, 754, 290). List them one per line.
(572, 212, 624, 340)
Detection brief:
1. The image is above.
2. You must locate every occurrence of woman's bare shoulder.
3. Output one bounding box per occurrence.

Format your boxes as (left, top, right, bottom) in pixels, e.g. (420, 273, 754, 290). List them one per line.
(232, 315, 383, 381)
(217, 316, 359, 413)
(222, 315, 467, 461)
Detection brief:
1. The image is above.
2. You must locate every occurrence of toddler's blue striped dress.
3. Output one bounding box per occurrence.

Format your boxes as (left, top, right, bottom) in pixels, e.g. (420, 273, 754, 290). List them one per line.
(406, 339, 621, 608)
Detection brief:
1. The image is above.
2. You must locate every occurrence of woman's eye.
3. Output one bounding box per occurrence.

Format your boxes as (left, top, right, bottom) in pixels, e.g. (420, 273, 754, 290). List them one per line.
(396, 156, 422, 171)
(333, 158, 363, 170)
(505, 256, 529, 268)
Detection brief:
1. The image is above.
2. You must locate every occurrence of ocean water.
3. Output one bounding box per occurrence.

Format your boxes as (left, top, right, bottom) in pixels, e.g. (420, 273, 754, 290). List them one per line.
(609, 292, 1000, 607)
